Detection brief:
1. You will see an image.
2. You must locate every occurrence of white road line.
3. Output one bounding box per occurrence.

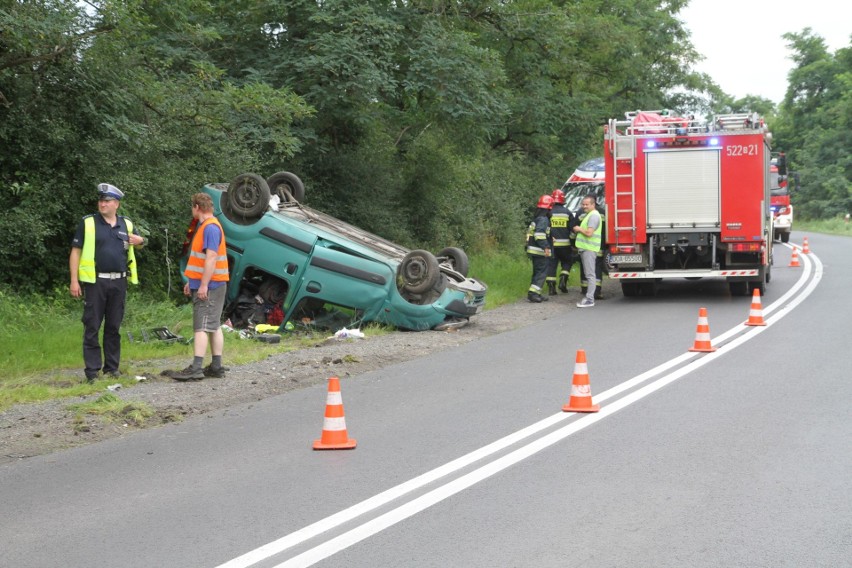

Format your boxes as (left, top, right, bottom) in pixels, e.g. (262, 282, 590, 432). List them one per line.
(217, 249, 821, 568)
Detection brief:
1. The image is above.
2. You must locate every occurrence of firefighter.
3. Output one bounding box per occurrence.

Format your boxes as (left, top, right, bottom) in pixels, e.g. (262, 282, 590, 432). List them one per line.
(526, 194, 553, 303)
(546, 189, 576, 294)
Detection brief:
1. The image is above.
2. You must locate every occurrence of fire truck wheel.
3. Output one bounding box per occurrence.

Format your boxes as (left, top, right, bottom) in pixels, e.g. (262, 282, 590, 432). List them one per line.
(780, 232, 790, 243)
(749, 280, 765, 296)
(621, 281, 640, 297)
(728, 281, 749, 296)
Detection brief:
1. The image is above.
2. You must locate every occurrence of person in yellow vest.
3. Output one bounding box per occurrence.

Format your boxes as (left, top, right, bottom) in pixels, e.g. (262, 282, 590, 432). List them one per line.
(170, 192, 230, 381)
(572, 195, 601, 308)
(69, 183, 146, 382)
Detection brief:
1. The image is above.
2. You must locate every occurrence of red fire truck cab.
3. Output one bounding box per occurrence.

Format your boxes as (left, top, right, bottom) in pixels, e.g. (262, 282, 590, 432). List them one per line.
(770, 152, 794, 243)
(604, 111, 773, 297)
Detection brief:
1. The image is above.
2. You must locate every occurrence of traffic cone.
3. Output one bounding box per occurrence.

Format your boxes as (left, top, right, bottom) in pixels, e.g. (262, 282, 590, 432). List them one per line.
(562, 349, 600, 413)
(744, 288, 767, 326)
(801, 236, 811, 254)
(313, 376, 357, 450)
(688, 307, 717, 352)
(788, 247, 801, 267)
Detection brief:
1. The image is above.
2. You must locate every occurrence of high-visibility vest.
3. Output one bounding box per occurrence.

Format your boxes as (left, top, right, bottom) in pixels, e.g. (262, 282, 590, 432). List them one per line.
(575, 209, 602, 252)
(78, 215, 139, 284)
(184, 217, 229, 282)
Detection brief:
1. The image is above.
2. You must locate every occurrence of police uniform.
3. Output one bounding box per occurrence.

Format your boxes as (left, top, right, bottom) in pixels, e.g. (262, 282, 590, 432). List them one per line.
(70, 184, 141, 380)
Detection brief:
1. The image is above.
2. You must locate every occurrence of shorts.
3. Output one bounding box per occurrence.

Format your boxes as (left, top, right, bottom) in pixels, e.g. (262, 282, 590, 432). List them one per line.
(192, 285, 227, 333)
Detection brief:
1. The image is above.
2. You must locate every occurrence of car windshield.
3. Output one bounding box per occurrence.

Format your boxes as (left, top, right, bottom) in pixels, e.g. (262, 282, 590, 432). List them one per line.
(561, 181, 604, 213)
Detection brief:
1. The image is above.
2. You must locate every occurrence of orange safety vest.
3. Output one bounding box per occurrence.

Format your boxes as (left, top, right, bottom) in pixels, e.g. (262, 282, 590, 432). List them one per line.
(183, 217, 229, 282)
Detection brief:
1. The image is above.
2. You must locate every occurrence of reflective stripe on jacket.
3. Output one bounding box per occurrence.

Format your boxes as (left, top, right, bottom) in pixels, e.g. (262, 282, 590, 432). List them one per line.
(549, 204, 573, 247)
(526, 215, 551, 256)
(78, 216, 139, 284)
(184, 217, 229, 282)
(575, 209, 602, 252)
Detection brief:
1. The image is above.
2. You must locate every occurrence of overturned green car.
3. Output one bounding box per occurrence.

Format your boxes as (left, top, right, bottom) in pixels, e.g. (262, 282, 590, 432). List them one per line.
(193, 172, 487, 331)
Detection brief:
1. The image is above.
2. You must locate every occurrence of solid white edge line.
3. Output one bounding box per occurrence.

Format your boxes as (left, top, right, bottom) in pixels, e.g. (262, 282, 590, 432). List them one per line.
(217, 248, 820, 568)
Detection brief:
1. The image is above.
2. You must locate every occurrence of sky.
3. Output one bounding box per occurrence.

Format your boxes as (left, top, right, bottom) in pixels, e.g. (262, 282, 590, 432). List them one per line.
(677, 0, 850, 103)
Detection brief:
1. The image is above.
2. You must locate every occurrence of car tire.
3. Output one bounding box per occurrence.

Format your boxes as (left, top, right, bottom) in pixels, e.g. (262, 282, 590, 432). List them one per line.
(436, 247, 469, 277)
(780, 231, 790, 243)
(399, 250, 441, 294)
(267, 171, 305, 203)
(226, 173, 271, 222)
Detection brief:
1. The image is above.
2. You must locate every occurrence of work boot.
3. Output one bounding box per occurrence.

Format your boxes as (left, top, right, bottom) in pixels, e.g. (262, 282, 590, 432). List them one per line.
(170, 365, 204, 381)
(528, 292, 543, 303)
(558, 274, 568, 293)
(547, 281, 557, 296)
(202, 364, 227, 378)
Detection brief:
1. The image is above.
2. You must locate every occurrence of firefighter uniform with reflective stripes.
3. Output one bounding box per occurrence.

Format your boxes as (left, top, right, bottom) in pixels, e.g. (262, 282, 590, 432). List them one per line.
(547, 197, 577, 294)
(526, 197, 553, 302)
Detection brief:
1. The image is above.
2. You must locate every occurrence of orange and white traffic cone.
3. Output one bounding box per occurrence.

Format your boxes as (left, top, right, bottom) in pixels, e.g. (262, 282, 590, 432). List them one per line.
(313, 376, 357, 450)
(562, 349, 600, 413)
(744, 288, 767, 326)
(788, 247, 801, 267)
(801, 236, 811, 254)
(688, 307, 717, 352)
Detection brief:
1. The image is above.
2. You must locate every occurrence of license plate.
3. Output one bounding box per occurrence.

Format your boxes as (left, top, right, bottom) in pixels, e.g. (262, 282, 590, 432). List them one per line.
(609, 254, 642, 264)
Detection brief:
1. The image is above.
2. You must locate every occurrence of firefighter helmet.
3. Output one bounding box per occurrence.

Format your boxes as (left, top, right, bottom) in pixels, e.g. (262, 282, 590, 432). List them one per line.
(551, 189, 566, 204)
(536, 194, 554, 209)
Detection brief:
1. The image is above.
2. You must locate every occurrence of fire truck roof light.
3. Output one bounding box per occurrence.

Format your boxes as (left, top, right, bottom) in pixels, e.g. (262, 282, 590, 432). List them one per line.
(709, 137, 719, 146)
(646, 140, 656, 148)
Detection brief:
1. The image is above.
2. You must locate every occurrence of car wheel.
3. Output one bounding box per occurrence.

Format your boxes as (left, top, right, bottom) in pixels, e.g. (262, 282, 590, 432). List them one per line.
(399, 250, 441, 294)
(267, 171, 305, 203)
(226, 173, 270, 222)
(780, 231, 790, 243)
(436, 247, 469, 276)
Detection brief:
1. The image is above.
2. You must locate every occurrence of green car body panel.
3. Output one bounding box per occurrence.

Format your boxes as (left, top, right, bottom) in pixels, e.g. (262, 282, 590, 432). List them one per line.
(198, 183, 487, 331)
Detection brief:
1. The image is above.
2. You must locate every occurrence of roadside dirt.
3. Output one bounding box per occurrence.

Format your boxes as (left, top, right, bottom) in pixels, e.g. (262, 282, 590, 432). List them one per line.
(0, 283, 616, 464)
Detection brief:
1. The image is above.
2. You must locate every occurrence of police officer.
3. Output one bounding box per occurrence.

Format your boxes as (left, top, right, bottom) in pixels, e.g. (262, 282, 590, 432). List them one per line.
(546, 189, 577, 294)
(526, 194, 553, 303)
(69, 183, 146, 382)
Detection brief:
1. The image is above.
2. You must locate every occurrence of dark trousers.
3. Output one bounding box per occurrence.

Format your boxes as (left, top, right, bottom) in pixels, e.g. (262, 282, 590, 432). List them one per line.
(82, 278, 128, 378)
(547, 246, 574, 281)
(528, 255, 549, 294)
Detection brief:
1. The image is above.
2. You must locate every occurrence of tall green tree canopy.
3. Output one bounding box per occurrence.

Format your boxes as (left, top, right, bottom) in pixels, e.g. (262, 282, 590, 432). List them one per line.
(15, 0, 840, 296)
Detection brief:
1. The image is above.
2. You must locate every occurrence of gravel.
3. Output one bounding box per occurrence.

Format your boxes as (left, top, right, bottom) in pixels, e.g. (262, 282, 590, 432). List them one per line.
(0, 283, 615, 464)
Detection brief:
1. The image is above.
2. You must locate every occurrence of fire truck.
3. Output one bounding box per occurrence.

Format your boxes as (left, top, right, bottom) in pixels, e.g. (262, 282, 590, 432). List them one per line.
(604, 110, 773, 297)
(770, 152, 795, 243)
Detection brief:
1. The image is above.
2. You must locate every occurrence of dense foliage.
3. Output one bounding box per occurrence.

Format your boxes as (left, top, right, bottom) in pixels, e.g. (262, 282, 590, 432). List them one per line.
(1, 1, 848, 296)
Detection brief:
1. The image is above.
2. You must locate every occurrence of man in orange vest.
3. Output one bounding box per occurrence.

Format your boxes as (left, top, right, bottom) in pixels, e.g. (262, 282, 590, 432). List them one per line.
(171, 193, 230, 380)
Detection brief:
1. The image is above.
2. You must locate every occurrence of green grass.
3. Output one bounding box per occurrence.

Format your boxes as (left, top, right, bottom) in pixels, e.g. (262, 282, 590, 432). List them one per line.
(0, 256, 535, 412)
(67, 392, 155, 432)
(794, 217, 852, 238)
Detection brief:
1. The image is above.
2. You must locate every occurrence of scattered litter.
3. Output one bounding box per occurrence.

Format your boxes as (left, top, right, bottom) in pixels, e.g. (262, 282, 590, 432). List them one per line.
(331, 327, 365, 340)
(107, 383, 122, 391)
(269, 194, 281, 212)
(255, 324, 280, 334)
(134, 375, 147, 382)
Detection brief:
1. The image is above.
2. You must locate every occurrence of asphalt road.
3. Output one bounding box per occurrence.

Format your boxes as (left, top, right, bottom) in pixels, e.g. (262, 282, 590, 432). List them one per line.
(1, 232, 849, 568)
